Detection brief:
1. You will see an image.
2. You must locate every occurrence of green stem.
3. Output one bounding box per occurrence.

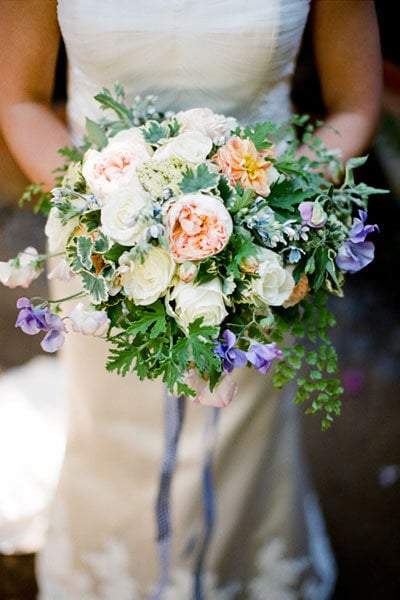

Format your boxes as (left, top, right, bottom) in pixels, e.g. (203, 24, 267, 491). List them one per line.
(30, 291, 86, 305)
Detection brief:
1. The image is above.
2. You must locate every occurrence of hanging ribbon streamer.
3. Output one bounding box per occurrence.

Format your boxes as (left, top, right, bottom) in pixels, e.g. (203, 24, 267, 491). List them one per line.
(193, 406, 221, 600)
(148, 391, 186, 600)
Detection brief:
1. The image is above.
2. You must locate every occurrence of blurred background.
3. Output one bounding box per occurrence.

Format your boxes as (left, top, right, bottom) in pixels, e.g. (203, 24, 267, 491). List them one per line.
(0, 1, 399, 598)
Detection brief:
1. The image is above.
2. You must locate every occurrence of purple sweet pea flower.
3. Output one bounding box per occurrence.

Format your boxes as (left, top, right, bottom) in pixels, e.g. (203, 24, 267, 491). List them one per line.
(15, 297, 66, 353)
(246, 342, 283, 375)
(347, 210, 378, 243)
(214, 329, 248, 373)
(336, 210, 379, 274)
(299, 200, 327, 228)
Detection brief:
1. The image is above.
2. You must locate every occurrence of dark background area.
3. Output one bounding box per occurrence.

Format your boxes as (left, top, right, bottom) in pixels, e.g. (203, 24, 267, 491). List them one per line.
(1, 2, 399, 598)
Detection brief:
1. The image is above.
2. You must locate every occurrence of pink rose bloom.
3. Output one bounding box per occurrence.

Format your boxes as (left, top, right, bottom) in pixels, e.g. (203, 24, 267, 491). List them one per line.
(165, 192, 233, 263)
(82, 129, 151, 201)
(213, 136, 278, 197)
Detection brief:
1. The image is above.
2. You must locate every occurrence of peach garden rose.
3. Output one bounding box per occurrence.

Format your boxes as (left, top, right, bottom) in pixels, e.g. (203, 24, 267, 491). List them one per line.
(165, 192, 233, 263)
(213, 136, 279, 196)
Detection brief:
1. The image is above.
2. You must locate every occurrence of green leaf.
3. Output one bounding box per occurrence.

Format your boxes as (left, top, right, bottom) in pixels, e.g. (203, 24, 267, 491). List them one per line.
(80, 210, 101, 232)
(239, 122, 274, 151)
(104, 243, 127, 264)
(126, 302, 167, 339)
(76, 236, 94, 270)
(228, 187, 255, 214)
(266, 180, 315, 215)
(85, 117, 108, 149)
(80, 271, 108, 304)
(313, 247, 329, 290)
(18, 183, 52, 216)
(106, 345, 137, 377)
(93, 232, 110, 254)
(179, 164, 219, 194)
(142, 120, 169, 145)
(94, 88, 134, 128)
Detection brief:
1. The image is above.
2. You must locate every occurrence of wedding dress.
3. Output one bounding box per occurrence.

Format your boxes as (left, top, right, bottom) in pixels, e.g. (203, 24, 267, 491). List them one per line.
(30, 0, 337, 598)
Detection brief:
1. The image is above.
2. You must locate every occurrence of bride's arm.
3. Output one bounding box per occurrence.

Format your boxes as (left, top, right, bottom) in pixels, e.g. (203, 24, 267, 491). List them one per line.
(0, 0, 71, 191)
(306, 0, 382, 161)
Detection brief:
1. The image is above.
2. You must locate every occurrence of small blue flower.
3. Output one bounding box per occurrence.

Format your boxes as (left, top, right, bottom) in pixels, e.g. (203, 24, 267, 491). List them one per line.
(15, 297, 66, 352)
(214, 329, 247, 373)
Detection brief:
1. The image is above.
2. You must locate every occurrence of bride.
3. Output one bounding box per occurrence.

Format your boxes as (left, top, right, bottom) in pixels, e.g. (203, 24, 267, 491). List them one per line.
(0, 1, 381, 598)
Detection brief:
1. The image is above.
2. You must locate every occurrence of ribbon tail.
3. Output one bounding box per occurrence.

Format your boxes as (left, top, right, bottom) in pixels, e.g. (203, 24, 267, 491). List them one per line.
(148, 391, 186, 600)
(193, 406, 220, 600)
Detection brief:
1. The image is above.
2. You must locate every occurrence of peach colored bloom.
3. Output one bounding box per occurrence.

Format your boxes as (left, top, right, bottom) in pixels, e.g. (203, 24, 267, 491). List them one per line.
(213, 136, 277, 196)
(283, 273, 309, 307)
(165, 192, 233, 263)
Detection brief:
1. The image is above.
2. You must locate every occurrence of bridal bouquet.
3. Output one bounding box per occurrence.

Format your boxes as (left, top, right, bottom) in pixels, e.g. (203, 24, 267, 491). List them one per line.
(0, 84, 384, 427)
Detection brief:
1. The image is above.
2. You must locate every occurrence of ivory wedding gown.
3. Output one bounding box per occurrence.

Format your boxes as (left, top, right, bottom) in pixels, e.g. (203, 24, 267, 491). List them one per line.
(2, 1, 338, 598)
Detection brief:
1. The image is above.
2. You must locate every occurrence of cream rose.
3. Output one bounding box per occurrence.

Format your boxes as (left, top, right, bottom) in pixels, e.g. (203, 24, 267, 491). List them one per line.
(82, 130, 152, 200)
(111, 127, 152, 149)
(45, 207, 80, 253)
(153, 131, 212, 165)
(118, 247, 176, 305)
(175, 108, 237, 143)
(165, 192, 233, 263)
(100, 187, 153, 246)
(250, 247, 295, 307)
(167, 277, 227, 330)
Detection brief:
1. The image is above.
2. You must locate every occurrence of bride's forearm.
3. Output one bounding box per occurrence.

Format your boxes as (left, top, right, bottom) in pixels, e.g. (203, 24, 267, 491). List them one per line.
(303, 111, 380, 163)
(0, 100, 72, 192)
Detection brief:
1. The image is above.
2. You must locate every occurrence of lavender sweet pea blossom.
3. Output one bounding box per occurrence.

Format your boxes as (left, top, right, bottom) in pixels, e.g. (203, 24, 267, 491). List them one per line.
(298, 200, 327, 228)
(15, 297, 66, 352)
(246, 342, 283, 375)
(336, 210, 379, 274)
(214, 329, 247, 372)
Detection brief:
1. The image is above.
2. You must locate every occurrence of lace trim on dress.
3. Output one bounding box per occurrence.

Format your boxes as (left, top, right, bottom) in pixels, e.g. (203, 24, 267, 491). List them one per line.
(37, 501, 321, 600)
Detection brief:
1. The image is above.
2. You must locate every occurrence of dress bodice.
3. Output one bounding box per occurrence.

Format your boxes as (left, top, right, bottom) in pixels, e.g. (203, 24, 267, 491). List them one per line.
(57, 0, 310, 141)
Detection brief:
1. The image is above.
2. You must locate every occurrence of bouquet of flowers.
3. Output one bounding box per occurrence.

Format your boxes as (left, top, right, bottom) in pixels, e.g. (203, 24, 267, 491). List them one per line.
(0, 84, 384, 428)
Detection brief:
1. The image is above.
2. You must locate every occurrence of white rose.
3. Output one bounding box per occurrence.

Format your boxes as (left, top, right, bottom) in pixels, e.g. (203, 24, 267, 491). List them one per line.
(167, 277, 227, 330)
(0, 247, 41, 288)
(82, 132, 151, 201)
(153, 131, 212, 165)
(111, 127, 152, 151)
(45, 207, 79, 253)
(175, 107, 237, 142)
(68, 302, 110, 336)
(100, 187, 153, 246)
(250, 247, 295, 306)
(119, 247, 176, 305)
